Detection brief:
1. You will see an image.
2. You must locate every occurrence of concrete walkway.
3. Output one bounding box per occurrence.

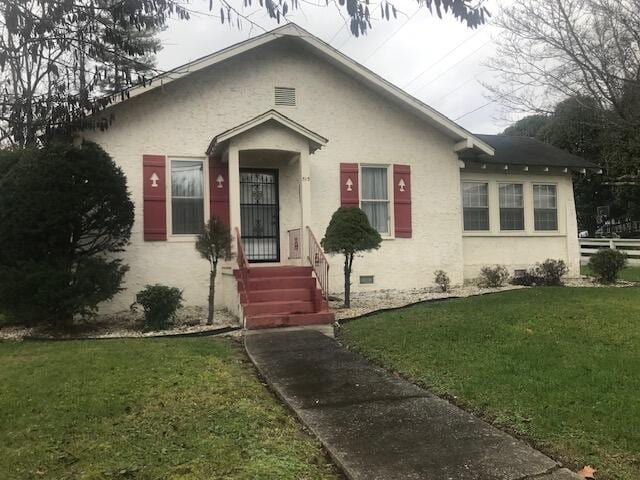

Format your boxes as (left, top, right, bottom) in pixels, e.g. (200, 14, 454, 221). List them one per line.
(245, 329, 581, 480)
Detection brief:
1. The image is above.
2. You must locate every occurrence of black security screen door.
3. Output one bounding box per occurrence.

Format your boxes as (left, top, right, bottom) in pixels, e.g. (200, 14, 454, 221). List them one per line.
(240, 169, 280, 262)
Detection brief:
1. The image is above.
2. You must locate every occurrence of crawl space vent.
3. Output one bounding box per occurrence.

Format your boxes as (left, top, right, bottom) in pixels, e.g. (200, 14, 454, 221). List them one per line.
(275, 87, 296, 106)
(359, 275, 375, 285)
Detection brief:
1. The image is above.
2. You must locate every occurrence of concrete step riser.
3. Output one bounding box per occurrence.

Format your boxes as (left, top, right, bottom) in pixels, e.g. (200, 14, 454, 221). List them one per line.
(246, 312, 335, 329)
(241, 289, 313, 304)
(249, 277, 316, 291)
(244, 301, 316, 316)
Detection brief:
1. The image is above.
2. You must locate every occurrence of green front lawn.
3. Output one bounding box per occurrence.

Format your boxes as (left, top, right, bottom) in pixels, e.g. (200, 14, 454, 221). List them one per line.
(581, 265, 640, 282)
(0, 338, 339, 480)
(339, 287, 640, 480)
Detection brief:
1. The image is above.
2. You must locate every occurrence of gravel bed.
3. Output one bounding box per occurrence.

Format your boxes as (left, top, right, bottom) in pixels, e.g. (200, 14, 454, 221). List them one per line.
(330, 284, 525, 320)
(563, 277, 637, 287)
(0, 306, 240, 341)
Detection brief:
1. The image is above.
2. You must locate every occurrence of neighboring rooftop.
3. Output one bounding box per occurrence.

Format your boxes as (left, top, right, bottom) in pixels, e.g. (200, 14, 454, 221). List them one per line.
(460, 134, 598, 169)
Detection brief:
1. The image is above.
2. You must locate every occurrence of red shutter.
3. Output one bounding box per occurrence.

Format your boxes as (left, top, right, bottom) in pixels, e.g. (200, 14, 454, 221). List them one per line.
(393, 164, 412, 238)
(209, 157, 230, 227)
(143, 154, 167, 241)
(340, 163, 359, 208)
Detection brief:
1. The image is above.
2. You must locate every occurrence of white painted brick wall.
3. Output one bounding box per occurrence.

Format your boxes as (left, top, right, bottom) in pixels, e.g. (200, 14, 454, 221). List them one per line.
(83, 40, 580, 312)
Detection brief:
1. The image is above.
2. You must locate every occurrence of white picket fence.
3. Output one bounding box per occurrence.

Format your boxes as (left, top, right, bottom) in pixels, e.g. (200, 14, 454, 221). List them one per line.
(579, 238, 640, 264)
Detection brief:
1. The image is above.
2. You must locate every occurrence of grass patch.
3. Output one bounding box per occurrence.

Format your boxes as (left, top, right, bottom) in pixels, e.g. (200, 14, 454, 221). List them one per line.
(581, 264, 640, 282)
(0, 338, 339, 480)
(339, 287, 640, 480)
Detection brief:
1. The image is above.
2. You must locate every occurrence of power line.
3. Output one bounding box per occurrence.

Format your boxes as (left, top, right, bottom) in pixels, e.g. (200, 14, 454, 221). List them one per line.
(363, 7, 421, 62)
(431, 73, 484, 103)
(454, 84, 529, 121)
(412, 39, 491, 95)
(402, 28, 484, 89)
(328, 23, 346, 44)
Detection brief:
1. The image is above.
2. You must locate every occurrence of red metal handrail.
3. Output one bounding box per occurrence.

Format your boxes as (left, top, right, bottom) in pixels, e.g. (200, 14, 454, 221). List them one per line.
(235, 227, 251, 302)
(288, 228, 302, 259)
(306, 226, 329, 300)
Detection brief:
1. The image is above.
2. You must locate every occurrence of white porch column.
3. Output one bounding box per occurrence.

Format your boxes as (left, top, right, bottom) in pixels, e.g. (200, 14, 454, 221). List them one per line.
(228, 144, 241, 240)
(299, 150, 312, 263)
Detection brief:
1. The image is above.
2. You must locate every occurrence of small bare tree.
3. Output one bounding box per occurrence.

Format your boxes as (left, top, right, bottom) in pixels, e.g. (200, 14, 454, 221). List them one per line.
(486, 0, 640, 126)
(195, 217, 232, 325)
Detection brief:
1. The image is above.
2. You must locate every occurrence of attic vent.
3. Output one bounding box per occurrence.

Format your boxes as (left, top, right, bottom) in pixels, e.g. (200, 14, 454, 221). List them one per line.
(275, 87, 296, 106)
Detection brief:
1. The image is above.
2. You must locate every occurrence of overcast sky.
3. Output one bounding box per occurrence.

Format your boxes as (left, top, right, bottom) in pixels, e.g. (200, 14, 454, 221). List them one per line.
(157, 0, 515, 134)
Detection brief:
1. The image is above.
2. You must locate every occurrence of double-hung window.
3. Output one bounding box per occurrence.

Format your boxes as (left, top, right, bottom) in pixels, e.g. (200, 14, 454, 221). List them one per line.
(361, 166, 390, 234)
(499, 183, 524, 231)
(462, 182, 489, 231)
(171, 160, 204, 235)
(534, 184, 558, 231)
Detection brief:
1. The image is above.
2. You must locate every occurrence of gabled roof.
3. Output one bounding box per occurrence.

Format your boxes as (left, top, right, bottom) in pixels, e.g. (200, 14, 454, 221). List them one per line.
(109, 23, 494, 156)
(460, 134, 598, 169)
(206, 109, 328, 155)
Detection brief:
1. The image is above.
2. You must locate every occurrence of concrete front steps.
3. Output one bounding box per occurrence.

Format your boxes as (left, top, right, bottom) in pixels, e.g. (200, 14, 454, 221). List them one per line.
(234, 266, 335, 330)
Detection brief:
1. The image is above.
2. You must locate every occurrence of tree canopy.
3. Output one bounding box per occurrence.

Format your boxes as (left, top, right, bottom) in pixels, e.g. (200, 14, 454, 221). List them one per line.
(0, 141, 134, 325)
(0, 0, 488, 147)
(503, 97, 640, 235)
(322, 207, 382, 255)
(322, 207, 381, 307)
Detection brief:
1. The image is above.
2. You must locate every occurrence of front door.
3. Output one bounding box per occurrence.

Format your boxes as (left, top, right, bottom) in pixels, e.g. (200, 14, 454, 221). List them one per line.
(240, 169, 280, 262)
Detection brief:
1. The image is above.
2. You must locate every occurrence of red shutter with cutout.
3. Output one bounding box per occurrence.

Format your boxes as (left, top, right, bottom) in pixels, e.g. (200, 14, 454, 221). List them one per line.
(340, 163, 359, 208)
(209, 157, 230, 227)
(393, 164, 412, 238)
(143, 154, 167, 241)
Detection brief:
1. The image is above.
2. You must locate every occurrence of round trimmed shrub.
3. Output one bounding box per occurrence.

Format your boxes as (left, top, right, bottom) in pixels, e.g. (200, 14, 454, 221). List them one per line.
(132, 285, 183, 331)
(588, 249, 628, 284)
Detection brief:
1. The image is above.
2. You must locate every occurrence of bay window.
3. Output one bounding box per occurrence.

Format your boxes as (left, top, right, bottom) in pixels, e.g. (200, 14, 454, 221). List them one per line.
(499, 183, 524, 231)
(462, 182, 490, 231)
(534, 184, 558, 231)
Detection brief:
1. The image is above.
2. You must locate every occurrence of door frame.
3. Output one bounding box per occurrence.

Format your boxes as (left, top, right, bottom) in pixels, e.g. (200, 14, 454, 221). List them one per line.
(239, 168, 281, 263)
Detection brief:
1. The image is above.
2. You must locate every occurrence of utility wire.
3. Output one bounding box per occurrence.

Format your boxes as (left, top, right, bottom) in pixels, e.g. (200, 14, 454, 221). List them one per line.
(363, 7, 421, 62)
(327, 23, 346, 44)
(402, 28, 484, 88)
(412, 39, 490, 95)
(431, 73, 484, 103)
(454, 84, 529, 121)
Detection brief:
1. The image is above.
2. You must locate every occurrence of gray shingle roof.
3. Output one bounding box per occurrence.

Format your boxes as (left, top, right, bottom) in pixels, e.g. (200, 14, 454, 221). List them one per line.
(461, 134, 598, 169)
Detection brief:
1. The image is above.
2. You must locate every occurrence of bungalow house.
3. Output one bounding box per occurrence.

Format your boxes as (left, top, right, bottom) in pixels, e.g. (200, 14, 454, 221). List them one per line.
(82, 23, 596, 329)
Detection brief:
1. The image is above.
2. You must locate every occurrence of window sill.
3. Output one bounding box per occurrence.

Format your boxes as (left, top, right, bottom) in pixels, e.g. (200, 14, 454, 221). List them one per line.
(462, 231, 565, 238)
(167, 234, 199, 243)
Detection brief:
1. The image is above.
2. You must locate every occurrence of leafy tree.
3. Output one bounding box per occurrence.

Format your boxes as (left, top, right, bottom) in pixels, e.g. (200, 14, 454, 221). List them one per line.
(0, 141, 134, 326)
(502, 115, 549, 137)
(196, 217, 232, 324)
(0, 0, 487, 147)
(503, 97, 640, 235)
(488, 0, 640, 188)
(0, 0, 177, 147)
(321, 207, 381, 308)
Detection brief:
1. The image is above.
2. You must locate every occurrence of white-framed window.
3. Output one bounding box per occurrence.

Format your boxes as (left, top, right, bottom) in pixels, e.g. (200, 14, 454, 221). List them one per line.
(170, 159, 204, 235)
(361, 165, 390, 234)
(499, 183, 524, 231)
(462, 182, 490, 231)
(533, 184, 558, 231)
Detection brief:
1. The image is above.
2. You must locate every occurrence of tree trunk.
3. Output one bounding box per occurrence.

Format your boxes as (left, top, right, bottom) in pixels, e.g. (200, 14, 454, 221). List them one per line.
(207, 263, 217, 325)
(343, 253, 352, 308)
